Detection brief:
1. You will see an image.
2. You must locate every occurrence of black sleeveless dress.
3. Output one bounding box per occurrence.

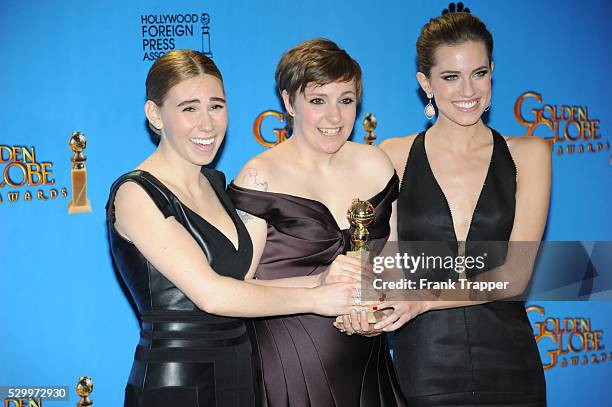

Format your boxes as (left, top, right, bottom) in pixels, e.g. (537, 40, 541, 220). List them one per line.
(394, 129, 546, 406)
(106, 169, 256, 407)
(228, 175, 407, 407)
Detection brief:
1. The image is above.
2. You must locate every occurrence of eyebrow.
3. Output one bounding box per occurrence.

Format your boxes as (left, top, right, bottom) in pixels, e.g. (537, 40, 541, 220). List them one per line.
(304, 90, 356, 97)
(176, 97, 226, 107)
(439, 65, 489, 75)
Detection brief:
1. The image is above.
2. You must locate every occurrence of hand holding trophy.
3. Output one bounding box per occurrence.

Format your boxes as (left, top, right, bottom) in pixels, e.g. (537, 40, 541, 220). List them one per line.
(335, 198, 385, 325)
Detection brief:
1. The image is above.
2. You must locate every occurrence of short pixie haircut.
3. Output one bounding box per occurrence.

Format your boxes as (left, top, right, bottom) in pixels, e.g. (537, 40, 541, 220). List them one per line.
(417, 12, 493, 77)
(275, 38, 362, 125)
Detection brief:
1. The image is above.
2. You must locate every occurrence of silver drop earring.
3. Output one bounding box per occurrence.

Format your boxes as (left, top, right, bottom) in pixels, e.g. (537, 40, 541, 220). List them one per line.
(484, 104, 491, 112)
(424, 93, 436, 120)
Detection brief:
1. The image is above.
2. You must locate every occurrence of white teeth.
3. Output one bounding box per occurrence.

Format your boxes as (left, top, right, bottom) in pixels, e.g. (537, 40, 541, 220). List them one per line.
(454, 100, 477, 109)
(190, 138, 214, 145)
(318, 127, 341, 136)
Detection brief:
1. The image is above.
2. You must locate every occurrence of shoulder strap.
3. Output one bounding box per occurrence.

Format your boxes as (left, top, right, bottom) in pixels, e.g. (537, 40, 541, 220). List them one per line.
(490, 128, 517, 181)
(400, 131, 425, 190)
(202, 167, 227, 190)
(106, 170, 174, 224)
(106, 170, 213, 263)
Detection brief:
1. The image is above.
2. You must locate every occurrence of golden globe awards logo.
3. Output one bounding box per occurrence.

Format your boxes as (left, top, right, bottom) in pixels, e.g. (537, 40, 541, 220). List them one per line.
(514, 92, 608, 156)
(3, 398, 42, 406)
(0, 145, 68, 204)
(140, 12, 213, 61)
(527, 305, 610, 370)
(253, 110, 288, 147)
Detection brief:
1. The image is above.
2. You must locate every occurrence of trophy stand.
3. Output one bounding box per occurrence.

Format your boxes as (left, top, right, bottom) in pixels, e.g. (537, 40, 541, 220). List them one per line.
(67, 132, 92, 214)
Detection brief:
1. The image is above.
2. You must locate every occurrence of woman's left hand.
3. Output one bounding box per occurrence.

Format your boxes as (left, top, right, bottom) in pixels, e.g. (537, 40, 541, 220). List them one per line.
(371, 300, 431, 332)
(318, 254, 363, 286)
(333, 308, 383, 337)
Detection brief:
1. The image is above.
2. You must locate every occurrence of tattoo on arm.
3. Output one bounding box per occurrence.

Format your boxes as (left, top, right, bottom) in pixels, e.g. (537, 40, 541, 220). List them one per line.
(236, 209, 253, 224)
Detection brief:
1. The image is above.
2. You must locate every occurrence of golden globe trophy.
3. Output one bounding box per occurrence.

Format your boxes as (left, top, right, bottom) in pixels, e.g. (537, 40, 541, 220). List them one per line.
(363, 113, 377, 145)
(68, 132, 92, 214)
(347, 198, 375, 255)
(76, 376, 93, 407)
(343, 198, 385, 324)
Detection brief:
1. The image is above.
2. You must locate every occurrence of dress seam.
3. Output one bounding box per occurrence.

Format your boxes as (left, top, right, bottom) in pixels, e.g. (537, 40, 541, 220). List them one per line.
(359, 334, 377, 406)
(462, 307, 477, 405)
(296, 317, 337, 406)
(142, 261, 152, 388)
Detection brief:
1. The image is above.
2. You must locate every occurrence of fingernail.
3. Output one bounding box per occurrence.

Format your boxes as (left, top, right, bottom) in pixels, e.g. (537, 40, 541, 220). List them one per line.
(372, 306, 378, 311)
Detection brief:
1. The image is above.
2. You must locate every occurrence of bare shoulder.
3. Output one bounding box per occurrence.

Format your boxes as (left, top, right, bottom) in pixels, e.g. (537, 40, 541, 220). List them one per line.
(347, 142, 394, 172)
(343, 142, 395, 191)
(113, 180, 166, 236)
(234, 158, 272, 192)
(114, 180, 155, 212)
(379, 134, 419, 176)
(233, 146, 284, 191)
(504, 135, 551, 172)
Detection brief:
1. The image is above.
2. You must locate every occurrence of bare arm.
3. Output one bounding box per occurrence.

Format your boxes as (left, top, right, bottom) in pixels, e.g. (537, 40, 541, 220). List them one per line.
(113, 181, 357, 318)
(507, 136, 551, 242)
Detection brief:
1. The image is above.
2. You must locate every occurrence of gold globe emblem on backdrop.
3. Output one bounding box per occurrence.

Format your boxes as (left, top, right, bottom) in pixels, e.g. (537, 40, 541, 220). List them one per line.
(67, 131, 92, 214)
(76, 376, 94, 406)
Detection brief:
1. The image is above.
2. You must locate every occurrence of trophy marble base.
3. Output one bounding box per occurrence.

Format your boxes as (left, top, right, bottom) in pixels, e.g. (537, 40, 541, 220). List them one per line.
(68, 168, 92, 214)
(68, 199, 92, 214)
(335, 305, 384, 324)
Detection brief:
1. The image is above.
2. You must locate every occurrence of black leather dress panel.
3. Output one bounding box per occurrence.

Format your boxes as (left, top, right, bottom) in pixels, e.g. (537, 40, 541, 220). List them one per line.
(106, 169, 255, 407)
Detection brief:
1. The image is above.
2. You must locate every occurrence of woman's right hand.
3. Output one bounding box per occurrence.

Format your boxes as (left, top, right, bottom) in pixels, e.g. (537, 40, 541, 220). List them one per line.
(311, 281, 360, 316)
(317, 254, 363, 285)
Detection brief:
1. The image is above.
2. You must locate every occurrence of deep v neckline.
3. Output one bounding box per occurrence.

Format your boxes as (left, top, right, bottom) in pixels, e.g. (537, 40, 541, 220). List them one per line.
(140, 169, 242, 252)
(229, 173, 397, 232)
(422, 129, 495, 242)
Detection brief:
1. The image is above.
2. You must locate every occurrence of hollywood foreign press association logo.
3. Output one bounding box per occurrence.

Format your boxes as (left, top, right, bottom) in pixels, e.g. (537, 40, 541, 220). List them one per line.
(140, 12, 213, 61)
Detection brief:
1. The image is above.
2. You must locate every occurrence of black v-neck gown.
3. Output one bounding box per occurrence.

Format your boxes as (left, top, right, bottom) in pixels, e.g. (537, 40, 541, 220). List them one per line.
(106, 169, 255, 407)
(228, 175, 406, 407)
(394, 129, 546, 406)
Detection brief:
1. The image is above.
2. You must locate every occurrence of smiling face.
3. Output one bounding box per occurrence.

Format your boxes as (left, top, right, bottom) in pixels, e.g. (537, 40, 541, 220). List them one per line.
(417, 40, 492, 128)
(146, 74, 227, 166)
(284, 80, 357, 154)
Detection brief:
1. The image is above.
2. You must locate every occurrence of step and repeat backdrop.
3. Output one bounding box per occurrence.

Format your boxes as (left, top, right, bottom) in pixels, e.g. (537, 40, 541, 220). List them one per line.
(1, 0, 610, 405)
